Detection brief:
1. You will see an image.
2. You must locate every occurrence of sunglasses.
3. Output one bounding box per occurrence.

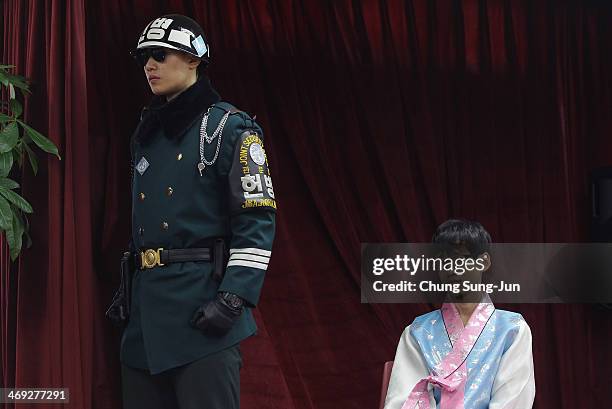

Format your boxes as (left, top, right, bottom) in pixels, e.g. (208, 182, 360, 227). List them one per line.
(131, 48, 169, 66)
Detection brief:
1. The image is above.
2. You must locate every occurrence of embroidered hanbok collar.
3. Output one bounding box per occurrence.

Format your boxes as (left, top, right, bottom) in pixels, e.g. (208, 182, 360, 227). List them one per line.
(402, 296, 495, 409)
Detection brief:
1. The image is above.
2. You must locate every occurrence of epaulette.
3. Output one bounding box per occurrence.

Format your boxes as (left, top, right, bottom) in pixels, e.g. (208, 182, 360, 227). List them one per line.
(213, 101, 244, 116)
(213, 101, 258, 129)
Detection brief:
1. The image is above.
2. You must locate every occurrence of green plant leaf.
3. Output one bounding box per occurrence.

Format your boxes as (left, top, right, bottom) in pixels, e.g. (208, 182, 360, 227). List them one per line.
(0, 195, 12, 230)
(0, 69, 29, 93)
(9, 212, 24, 261)
(0, 65, 15, 69)
(0, 151, 13, 177)
(0, 122, 19, 153)
(9, 99, 22, 118)
(3, 215, 15, 258)
(0, 113, 11, 123)
(8, 75, 29, 93)
(0, 188, 33, 213)
(22, 213, 31, 248)
(0, 177, 19, 189)
(23, 143, 37, 175)
(19, 122, 60, 158)
(12, 148, 22, 168)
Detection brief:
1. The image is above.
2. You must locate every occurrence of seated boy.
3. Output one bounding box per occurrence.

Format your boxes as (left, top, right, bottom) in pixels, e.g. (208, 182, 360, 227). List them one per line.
(384, 219, 535, 409)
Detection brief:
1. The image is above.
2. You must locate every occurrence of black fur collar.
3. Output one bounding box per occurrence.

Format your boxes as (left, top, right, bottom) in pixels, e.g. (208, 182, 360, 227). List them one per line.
(135, 76, 221, 144)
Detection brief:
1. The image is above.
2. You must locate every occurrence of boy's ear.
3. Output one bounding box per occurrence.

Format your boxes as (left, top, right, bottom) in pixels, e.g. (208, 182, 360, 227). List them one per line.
(479, 252, 491, 272)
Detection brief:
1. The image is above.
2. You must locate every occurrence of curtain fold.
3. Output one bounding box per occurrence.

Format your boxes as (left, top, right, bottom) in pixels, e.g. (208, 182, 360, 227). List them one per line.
(1, 0, 94, 408)
(2, 1, 612, 408)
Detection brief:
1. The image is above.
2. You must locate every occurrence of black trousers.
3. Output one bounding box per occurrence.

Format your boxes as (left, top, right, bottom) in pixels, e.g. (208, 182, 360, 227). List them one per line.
(121, 344, 241, 409)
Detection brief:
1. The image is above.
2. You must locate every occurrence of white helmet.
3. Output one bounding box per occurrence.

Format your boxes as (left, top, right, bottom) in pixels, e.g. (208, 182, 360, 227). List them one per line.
(134, 14, 210, 65)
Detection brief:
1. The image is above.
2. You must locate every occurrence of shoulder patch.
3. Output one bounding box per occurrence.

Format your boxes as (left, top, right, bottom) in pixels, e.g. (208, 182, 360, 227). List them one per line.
(228, 130, 276, 213)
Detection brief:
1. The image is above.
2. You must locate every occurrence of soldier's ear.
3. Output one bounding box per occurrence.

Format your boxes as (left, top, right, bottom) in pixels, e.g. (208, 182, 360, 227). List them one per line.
(187, 57, 201, 71)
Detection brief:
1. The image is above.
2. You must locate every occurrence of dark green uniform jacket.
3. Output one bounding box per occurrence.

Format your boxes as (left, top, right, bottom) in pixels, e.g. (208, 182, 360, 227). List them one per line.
(120, 77, 276, 374)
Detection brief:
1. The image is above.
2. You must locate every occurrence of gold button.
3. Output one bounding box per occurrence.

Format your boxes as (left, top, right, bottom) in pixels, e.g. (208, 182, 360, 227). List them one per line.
(177, 153, 183, 160)
(139, 192, 146, 201)
(167, 187, 173, 196)
(161, 222, 168, 230)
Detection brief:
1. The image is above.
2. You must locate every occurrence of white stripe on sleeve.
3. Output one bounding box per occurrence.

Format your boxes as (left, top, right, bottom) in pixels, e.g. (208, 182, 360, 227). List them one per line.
(229, 248, 272, 257)
(227, 260, 269, 270)
(229, 253, 270, 264)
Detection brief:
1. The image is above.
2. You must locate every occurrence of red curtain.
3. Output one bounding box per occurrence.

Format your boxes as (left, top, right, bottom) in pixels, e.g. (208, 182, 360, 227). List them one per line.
(2, 1, 612, 408)
(1, 0, 98, 408)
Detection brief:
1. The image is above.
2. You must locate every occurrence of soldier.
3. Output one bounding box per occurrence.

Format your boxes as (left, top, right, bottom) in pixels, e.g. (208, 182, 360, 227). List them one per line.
(106, 14, 276, 409)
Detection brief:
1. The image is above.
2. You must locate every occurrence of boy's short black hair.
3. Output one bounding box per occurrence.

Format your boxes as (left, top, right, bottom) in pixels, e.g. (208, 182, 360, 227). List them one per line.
(432, 219, 492, 257)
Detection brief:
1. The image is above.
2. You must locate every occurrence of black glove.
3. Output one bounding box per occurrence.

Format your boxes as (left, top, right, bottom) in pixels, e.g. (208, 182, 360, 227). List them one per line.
(105, 252, 133, 326)
(190, 292, 244, 335)
(105, 286, 129, 326)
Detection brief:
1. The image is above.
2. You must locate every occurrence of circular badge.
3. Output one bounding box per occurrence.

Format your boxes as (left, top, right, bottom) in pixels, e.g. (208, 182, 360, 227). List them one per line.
(249, 143, 266, 166)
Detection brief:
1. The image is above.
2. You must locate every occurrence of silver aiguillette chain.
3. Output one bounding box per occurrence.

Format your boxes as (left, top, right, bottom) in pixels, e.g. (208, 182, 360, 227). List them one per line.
(198, 106, 230, 176)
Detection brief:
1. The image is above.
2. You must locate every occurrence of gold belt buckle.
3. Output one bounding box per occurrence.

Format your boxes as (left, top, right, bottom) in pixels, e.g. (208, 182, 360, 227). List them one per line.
(140, 248, 165, 269)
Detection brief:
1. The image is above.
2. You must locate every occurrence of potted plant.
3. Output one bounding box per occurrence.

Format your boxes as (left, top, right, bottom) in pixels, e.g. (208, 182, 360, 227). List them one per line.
(0, 65, 61, 260)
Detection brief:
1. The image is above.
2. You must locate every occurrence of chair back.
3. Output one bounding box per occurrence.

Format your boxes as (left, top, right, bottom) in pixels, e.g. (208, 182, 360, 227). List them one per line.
(378, 361, 394, 409)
